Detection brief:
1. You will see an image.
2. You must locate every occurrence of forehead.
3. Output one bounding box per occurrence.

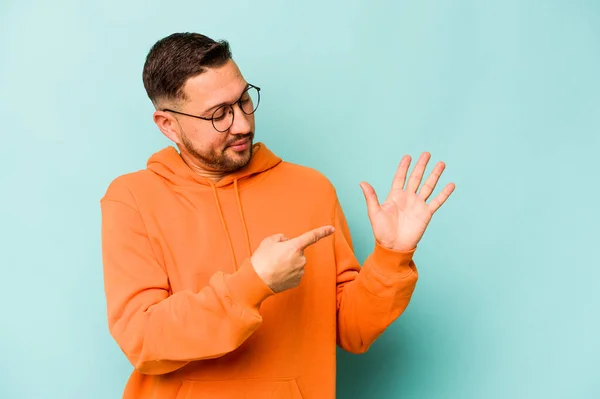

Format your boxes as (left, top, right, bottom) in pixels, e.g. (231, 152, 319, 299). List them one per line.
(182, 60, 247, 106)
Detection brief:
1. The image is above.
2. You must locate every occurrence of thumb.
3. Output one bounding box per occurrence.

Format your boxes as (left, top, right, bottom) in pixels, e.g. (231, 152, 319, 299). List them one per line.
(271, 233, 289, 243)
(360, 182, 380, 220)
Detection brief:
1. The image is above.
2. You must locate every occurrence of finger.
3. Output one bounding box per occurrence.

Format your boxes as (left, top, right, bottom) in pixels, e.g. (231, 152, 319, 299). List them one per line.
(405, 152, 431, 193)
(360, 182, 381, 220)
(418, 161, 445, 201)
(290, 225, 335, 251)
(389, 155, 411, 194)
(428, 182, 455, 213)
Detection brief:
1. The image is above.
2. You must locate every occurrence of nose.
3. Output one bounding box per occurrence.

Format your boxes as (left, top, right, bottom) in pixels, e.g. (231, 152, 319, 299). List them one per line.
(228, 103, 252, 135)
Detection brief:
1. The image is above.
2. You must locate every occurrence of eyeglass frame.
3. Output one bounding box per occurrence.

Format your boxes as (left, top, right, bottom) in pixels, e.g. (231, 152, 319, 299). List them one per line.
(161, 84, 261, 132)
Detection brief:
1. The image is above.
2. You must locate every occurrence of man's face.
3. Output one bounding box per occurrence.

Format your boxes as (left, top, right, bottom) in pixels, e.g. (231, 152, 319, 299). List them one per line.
(169, 60, 255, 173)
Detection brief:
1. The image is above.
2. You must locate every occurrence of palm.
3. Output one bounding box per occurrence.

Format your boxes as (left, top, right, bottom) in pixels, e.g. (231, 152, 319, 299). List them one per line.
(360, 152, 455, 251)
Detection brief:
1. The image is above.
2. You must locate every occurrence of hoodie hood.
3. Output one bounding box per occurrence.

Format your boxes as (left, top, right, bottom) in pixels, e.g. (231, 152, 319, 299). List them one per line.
(145, 142, 282, 271)
(146, 142, 282, 189)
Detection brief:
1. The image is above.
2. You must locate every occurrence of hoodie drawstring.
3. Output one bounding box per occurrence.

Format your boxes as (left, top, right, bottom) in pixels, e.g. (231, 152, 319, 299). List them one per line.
(234, 179, 253, 259)
(209, 179, 253, 271)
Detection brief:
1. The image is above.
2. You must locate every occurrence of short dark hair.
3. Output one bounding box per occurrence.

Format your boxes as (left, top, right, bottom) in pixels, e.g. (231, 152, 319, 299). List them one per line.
(142, 32, 232, 106)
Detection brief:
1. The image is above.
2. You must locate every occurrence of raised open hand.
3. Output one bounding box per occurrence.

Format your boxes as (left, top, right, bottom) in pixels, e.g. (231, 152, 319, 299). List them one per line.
(360, 152, 455, 252)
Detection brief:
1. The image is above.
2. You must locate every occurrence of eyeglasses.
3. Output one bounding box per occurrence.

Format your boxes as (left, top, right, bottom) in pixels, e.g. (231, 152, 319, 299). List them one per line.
(162, 84, 261, 132)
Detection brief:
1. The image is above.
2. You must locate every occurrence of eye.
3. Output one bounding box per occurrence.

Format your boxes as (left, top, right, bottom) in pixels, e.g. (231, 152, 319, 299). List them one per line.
(212, 106, 227, 120)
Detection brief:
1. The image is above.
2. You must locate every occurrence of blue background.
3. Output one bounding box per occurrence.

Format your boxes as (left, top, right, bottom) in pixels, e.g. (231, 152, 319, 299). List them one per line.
(1, 0, 599, 398)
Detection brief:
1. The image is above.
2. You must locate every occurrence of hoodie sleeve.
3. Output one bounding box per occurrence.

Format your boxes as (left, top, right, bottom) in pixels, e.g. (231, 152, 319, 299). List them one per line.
(100, 192, 275, 375)
(333, 196, 419, 354)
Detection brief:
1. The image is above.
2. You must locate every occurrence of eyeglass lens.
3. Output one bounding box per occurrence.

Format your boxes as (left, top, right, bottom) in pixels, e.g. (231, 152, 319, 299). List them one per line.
(212, 86, 260, 131)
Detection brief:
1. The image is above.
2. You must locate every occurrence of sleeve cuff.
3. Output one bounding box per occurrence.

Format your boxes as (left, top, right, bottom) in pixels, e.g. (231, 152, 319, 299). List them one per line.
(368, 241, 417, 277)
(224, 258, 275, 310)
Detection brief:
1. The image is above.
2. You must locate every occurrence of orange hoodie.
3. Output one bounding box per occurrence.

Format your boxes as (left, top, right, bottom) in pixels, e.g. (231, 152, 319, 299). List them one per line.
(100, 142, 418, 399)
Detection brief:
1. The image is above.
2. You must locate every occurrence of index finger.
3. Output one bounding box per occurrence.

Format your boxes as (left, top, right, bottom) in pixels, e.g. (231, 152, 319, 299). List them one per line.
(289, 225, 335, 251)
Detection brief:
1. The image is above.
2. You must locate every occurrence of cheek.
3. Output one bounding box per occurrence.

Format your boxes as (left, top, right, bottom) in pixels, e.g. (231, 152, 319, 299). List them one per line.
(186, 124, 226, 150)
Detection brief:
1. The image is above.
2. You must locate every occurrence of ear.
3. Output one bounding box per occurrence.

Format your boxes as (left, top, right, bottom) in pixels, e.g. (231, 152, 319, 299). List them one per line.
(153, 110, 181, 144)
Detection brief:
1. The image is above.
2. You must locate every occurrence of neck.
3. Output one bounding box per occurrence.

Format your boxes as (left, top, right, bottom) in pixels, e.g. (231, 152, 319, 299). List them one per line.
(179, 151, 228, 183)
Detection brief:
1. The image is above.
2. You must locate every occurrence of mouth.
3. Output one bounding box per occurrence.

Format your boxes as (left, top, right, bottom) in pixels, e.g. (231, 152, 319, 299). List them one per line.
(228, 137, 251, 152)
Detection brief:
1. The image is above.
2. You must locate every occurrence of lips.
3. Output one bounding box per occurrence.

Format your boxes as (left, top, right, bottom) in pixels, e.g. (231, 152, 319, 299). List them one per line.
(228, 135, 253, 148)
(229, 138, 249, 147)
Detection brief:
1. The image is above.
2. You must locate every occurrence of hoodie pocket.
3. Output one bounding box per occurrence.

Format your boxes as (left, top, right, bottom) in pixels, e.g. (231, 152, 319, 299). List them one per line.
(175, 377, 304, 399)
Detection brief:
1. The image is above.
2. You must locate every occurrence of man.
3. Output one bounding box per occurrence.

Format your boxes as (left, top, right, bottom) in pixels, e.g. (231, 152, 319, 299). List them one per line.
(100, 32, 455, 399)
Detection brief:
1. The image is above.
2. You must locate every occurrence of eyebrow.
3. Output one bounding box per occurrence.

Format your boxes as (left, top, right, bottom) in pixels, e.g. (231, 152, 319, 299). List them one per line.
(203, 83, 250, 114)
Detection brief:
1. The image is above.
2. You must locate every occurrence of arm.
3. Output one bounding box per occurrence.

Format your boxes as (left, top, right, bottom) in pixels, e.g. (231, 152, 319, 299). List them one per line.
(333, 197, 418, 354)
(335, 151, 455, 353)
(100, 197, 274, 376)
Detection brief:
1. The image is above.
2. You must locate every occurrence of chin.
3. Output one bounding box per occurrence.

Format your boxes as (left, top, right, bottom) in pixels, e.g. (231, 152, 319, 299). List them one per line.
(225, 145, 252, 169)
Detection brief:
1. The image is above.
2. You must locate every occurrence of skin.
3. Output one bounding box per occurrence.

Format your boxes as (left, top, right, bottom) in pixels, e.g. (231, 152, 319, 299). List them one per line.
(359, 152, 456, 252)
(149, 58, 456, 291)
(153, 59, 255, 182)
(251, 153, 457, 292)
